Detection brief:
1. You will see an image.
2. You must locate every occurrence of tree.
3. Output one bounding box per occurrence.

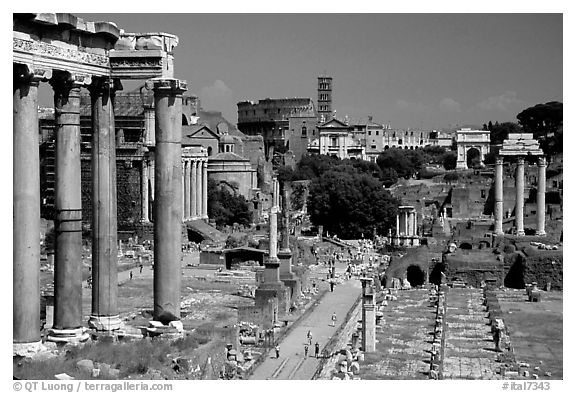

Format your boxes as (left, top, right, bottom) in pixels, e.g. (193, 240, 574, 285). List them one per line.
(380, 167, 398, 188)
(307, 170, 399, 239)
(516, 101, 563, 155)
(442, 151, 457, 170)
(376, 148, 415, 179)
(207, 180, 252, 227)
(484, 121, 522, 145)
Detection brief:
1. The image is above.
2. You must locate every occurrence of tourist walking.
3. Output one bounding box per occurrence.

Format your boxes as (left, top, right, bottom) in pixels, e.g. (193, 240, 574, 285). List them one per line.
(139, 264, 143, 274)
(304, 345, 309, 357)
(307, 330, 313, 345)
(314, 342, 320, 358)
(330, 312, 337, 327)
(275, 345, 280, 359)
(129, 271, 133, 280)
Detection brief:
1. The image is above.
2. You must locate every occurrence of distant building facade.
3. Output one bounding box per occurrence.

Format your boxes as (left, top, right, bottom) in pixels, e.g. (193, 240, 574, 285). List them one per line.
(307, 118, 366, 160)
(237, 97, 317, 159)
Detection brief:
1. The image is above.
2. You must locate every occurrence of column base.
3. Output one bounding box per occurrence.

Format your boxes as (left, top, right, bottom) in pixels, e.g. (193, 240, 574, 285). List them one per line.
(88, 315, 122, 331)
(202, 215, 209, 220)
(536, 230, 546, 236)
(516, 230, 525, 236)
(494, 230, 504, 236)
(140, 218, 150, 224)
(13, 340, 44, 357)
(47, 327, 90, 343)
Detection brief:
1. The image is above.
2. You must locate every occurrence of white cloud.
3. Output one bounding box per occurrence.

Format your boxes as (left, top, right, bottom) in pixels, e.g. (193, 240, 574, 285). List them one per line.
(199, 80, 234, 112)
(439, 97, 461, 112)
(396, 99, 429, 112)
(477, 91, 524, 112)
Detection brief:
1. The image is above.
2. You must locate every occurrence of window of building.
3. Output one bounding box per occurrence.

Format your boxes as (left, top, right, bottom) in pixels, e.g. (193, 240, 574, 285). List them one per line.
(376, 130, 379, 136)
(331, 137, 338, 147)
(371, 144, 377, 149)
(393, 132, 396, 138)
(398, 139, 403, 145)
(481, 190, 487, 198)
(302, 126, 307, 137)
(411, 131, 414, 136)
(368, 130, 372, 136)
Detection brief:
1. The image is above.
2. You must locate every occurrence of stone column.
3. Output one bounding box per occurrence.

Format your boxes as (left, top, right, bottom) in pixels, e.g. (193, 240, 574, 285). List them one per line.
(149, 157, 155, 222)
(88, 77, 122, 331)
(494, 156, 504, 235)
(396, 215, 400, 236)
(202, 160, 208, 219)
(147, 78, 187, 321)
(264, 206, 280, 283)
(184, 159, 191, 219)
(181, 160, 185, 221)
(515, 157, 525, 236)
(196, 159, 202, 219)
(13, 64, 49, 353)
(49, 71, 91, 342)
(536, 156, 546, 236)
(404, 211, 408, 236)
(141, 159, 150, 223)
(191, 160, 197, 218)
(360, 277, 376, 352)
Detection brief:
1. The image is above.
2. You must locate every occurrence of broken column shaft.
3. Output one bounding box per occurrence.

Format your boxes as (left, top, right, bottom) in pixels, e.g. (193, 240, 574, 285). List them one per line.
(360, 277, 376, 352)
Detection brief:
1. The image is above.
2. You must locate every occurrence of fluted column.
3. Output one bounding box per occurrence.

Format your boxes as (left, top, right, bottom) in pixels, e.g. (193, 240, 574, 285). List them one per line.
(191, 160, 197, 218)
(141, 158, 149, 223)
(49, 71, 91, 342)
(396, 215, 400, 236)
(88, 77, 122, 331)
(515, 157, 525, 236)
(13, 64, 49, 351)
(184, 159, 191, 219)
(202, 160, 208, 219)
(494, 156, 504, 235)
(147, 78, 186, 321)
(536, 156, 546, 236)
(195, 159, 202, 218)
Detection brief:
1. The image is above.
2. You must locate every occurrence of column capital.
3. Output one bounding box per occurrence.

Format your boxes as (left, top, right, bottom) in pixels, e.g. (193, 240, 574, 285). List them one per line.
(49, 70, 92, 93)
(537, 156, 547, 167)
(495, 156, 503, 165)
(516, 156, 525, 165)
(87, 77, 123, 97)
(145, 78, 187, 94)
(13, 63, 52, 86)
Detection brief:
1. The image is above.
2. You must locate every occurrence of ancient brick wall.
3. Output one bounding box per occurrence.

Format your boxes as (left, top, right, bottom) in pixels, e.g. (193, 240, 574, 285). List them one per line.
(523, 254, 563, 290)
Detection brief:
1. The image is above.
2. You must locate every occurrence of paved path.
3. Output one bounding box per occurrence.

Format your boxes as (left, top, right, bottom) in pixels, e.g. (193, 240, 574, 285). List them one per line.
(249, 277, 362, 380)
(443, 288, 500, 380)
(359, 289, 435, 379)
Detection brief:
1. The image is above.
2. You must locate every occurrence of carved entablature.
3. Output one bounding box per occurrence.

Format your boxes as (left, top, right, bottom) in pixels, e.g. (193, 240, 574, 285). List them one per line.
(13, 37, 111, 77)
(109, 32, 179, 79)
(499, 133, 543, 156)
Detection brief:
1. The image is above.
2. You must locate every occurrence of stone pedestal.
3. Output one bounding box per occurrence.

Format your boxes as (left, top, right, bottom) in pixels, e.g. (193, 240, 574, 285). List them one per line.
(49, 71, 90, 342)
(88, 77, 121, 331)
(13, 64, 46, 348)
(148, 78, 187, 321)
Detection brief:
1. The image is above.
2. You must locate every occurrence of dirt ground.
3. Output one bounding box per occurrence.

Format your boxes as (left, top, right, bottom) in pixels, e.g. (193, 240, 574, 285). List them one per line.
(496, 290, 563, 379)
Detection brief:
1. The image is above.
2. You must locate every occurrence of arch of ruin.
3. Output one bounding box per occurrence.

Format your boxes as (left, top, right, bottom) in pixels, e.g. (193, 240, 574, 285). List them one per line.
(455, 128, 490, 169)
(13, 13, 186, 354)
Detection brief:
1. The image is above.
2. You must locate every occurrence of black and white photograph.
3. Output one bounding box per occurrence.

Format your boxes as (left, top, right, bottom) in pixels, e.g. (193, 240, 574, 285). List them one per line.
(8, 2, 568, 389)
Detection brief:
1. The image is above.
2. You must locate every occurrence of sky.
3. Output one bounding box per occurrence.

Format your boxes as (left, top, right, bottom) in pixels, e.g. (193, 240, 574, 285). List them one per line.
(36, 13, 562, 130)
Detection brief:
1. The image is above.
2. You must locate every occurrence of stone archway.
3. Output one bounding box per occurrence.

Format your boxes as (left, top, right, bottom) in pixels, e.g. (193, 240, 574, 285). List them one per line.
(406, 264, 425, 287)
(466, 147, 481, 169)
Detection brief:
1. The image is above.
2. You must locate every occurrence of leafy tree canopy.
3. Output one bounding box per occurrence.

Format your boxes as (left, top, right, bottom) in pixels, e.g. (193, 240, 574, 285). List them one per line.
(516, 101, 563, 155)
(207, 180, 252, 228)
(307, 170, 399, 239)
